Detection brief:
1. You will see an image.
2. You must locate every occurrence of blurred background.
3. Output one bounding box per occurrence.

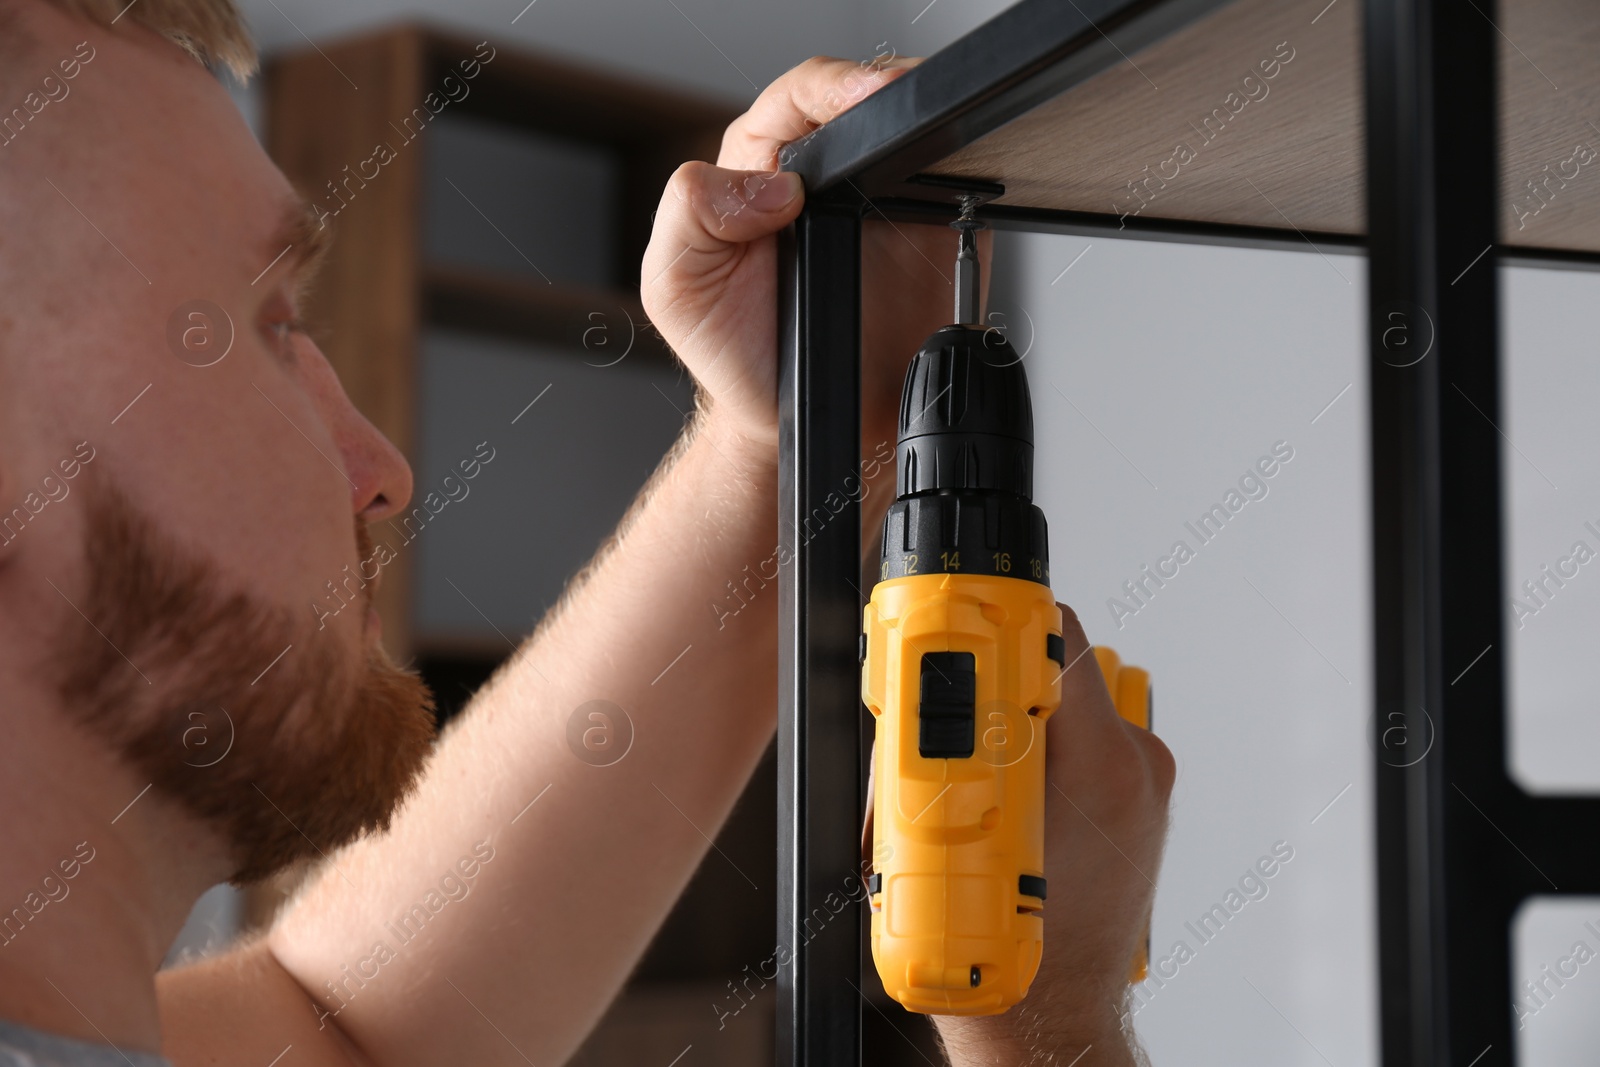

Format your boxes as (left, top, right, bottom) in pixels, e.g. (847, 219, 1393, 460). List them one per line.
(158, 0, 1600, 1063)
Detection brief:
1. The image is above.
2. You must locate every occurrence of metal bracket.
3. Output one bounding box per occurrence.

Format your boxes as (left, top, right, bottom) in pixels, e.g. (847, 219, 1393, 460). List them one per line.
(903, 173, 1006, 211)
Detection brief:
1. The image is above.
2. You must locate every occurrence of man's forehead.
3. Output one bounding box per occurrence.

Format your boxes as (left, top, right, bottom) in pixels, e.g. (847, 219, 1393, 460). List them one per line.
(40, 19, 320, 302)
(8, 8, 285, 272)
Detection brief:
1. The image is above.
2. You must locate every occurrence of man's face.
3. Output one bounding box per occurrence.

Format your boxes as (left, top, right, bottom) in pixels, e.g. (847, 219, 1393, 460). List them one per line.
(0, 4, 436, 881)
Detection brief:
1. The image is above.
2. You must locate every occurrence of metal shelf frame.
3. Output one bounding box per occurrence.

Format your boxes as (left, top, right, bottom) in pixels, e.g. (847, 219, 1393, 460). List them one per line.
(773, 0, 1600, 1065)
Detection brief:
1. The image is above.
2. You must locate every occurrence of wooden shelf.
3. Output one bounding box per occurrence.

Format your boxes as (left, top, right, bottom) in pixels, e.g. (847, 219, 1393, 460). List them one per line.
(422, 264, 674, 366)
(790, 0, 1600, 256)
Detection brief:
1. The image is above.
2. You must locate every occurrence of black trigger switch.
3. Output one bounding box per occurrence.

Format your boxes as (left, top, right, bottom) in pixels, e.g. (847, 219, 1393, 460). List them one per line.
(918, 651, 975, 758)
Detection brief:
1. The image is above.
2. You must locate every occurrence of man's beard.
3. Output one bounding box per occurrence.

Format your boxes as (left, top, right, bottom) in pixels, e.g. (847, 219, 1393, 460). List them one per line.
(51, 481, 438, 884)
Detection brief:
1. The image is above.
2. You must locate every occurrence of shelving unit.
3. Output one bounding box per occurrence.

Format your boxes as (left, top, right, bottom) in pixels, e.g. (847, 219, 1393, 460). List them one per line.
(775, 1, 1600, 1065)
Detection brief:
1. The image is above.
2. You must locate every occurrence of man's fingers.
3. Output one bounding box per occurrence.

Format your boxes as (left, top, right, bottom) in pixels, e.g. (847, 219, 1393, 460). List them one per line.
(1051, 601, 1120, 727)
(1050, 600, 1178, 804)
(640, 161, 803, 318)
(1129, 718, 1178, 800)
(718, 54, 922, 171)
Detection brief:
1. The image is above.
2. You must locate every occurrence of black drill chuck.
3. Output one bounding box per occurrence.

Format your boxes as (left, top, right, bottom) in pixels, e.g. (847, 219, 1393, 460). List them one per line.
(878, 324, 1051, 587)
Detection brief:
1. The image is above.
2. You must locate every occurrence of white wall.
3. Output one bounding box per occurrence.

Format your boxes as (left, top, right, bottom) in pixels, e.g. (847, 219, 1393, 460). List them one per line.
(1502, 265, 1600, 794)
(1502, 262, 1600, 1065)
(1002, 232, 1376, 1064)
(1006, 232, 1600, 1063)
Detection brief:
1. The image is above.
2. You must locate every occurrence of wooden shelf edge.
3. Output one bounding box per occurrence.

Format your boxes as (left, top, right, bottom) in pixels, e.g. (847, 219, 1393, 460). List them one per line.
(422, 263, 678, 366)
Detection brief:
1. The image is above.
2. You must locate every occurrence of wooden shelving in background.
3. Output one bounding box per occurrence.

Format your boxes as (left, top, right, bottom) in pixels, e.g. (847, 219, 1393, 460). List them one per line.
(422, 263, 669, 362)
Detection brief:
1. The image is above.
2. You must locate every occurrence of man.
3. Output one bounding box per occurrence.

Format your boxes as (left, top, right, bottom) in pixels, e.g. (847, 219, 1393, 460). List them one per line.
(0, 1, 1175, 1064)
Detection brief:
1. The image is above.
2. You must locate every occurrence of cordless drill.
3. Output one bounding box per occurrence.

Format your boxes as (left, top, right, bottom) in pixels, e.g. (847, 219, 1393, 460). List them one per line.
(861, 202, 1151, 1016)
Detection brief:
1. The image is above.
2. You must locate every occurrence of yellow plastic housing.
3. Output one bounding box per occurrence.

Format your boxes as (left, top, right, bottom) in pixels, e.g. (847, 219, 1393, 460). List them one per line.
(1094, 647, 1152, 984)
(862, 572, 1063, 1016)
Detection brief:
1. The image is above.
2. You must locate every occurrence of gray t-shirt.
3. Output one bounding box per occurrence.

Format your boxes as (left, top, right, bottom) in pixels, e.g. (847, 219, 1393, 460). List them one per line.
(0, 1020, 171, 1067)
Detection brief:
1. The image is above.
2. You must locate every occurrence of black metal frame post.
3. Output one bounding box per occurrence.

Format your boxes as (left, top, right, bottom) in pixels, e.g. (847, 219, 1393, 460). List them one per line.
(1367, 1, 1600, 1063)
(1365, 0, 1503, 1058)
(776, 200, 864, 1067)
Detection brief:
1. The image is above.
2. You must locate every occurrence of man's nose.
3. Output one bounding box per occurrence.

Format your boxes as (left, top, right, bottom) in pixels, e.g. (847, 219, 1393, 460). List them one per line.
(299, 342, 415, 523)
(341, 406, 414, 523)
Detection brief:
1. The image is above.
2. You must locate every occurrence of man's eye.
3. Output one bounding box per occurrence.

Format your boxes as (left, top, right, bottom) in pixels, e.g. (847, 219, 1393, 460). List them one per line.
(268, 317, 309, 352)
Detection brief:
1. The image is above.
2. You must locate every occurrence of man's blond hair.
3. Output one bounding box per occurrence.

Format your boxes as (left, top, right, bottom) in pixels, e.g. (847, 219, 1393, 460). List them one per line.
(20, 0, 257, 78)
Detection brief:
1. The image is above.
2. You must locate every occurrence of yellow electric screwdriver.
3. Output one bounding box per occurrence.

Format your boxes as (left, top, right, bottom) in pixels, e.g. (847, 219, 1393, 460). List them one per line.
(861, 202, 1151, 1015)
